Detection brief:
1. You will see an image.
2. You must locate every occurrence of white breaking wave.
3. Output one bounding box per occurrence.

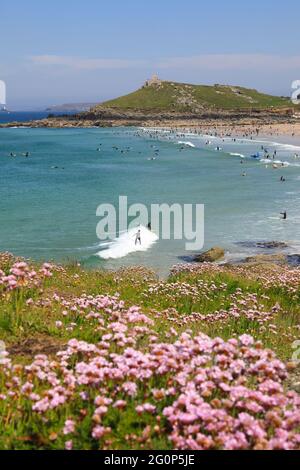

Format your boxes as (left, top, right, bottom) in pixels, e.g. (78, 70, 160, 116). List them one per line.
(96, 226, 158, 260)
(177, 141, 196, 148)
(276, 143, 300, 151)
(229, 152, 245, 158)
(260, 159, 300, 167)
(260, 159, 290, 165)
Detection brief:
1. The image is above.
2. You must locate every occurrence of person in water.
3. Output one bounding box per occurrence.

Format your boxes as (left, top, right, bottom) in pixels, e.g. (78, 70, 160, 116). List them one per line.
(135, 229, 141, 245)
(280, 211, 287, 220)
(147, 222, 152, 231)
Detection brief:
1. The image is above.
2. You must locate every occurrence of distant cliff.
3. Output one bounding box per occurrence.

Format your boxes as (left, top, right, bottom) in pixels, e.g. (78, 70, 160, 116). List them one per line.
(45, 102, 97, 113)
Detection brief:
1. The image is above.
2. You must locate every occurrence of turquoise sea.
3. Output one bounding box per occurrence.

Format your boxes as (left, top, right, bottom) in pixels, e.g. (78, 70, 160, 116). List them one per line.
(0, 111, 73, 124)
(1, 126, 300, 275)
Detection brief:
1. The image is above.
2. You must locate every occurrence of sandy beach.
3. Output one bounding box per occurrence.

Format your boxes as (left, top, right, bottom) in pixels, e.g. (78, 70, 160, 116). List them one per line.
(1, 116, 300, 138)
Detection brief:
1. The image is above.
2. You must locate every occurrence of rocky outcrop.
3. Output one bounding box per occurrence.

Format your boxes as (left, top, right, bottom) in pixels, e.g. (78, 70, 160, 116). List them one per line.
(0, 108, 297, 129)
(287, 254, 300, 266)
(194, 247, 225, 263)
(235, 252, 300, 268)
(242, 253, 287, 266)
(0, 118, 113, 129)
(254, 241, 288, 249)
(237, 240, 289, 250)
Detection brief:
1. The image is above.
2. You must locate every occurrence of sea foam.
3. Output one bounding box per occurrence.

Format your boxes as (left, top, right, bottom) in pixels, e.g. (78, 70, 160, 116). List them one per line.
(96, 226, 158, 260)
(229, 152, 245, 158)
(177, 141, 196, 148)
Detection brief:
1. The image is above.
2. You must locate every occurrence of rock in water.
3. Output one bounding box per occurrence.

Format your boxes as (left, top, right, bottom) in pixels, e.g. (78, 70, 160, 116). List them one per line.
(194, 247, 225, 263)
(287, 254, 300, 267)
(255, 241, 288, 249)
(236, 240, 288, 249)
(243, 253, 287, 266)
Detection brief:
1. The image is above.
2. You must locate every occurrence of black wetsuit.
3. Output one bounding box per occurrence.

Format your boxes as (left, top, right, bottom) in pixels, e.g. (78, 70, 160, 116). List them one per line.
(135, 232, 141, 245)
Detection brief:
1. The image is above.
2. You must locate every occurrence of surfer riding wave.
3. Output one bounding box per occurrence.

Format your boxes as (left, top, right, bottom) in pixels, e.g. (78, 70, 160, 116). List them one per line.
(97, 225, 158, 260)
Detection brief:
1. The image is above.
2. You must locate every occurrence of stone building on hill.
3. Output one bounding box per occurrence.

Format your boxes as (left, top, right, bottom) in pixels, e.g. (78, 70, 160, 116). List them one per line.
(143, 74, 162, 87)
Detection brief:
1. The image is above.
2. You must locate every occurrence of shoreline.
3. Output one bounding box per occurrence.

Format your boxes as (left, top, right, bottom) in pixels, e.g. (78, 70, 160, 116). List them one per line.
(1, 114, 300, 139)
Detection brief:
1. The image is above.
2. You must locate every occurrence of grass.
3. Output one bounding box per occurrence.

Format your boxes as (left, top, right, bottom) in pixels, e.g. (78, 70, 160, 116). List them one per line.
(98, 81, 295, 112)
(1, 259, 299, 361)
(0, 255, 300, 449)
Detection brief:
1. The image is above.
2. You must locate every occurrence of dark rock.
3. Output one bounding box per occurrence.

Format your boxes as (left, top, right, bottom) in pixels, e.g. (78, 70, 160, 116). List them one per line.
(287, 254, 300, 267)
(242, 253, 287, 266)
(236, 240, 288, 250)
(255, 241, 288, 249)
(178, 255, 196, 263)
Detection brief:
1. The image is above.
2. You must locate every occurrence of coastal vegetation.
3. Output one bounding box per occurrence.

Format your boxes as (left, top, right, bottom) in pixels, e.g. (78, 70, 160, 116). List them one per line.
(99, 80, 293, 113)
(1, 80, 299, 130)
(0, 252, 300, 450)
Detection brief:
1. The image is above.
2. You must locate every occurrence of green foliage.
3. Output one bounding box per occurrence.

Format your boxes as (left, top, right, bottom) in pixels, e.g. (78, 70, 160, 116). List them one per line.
(0, 256, 299, 449)
(98, 81, 292, 112)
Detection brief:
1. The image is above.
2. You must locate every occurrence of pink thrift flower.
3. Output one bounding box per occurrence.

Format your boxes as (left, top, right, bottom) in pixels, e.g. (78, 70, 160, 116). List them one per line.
(63, 419, 75, 435)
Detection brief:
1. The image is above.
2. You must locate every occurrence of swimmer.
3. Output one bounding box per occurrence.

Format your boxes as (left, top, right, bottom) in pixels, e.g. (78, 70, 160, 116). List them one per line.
(280, 211, 287, 220)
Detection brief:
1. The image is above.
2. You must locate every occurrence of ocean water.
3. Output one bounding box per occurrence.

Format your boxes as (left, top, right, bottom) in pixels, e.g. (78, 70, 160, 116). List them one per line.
(0, 111, 72, 124)
(0, 126, 300, 275)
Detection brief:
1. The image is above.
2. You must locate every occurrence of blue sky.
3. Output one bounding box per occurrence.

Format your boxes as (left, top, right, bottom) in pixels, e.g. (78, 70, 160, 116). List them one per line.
(1, 0, 300, 109)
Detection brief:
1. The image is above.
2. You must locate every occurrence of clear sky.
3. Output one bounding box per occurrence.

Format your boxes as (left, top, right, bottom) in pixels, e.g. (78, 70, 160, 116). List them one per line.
(1, 0, 300, 109)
